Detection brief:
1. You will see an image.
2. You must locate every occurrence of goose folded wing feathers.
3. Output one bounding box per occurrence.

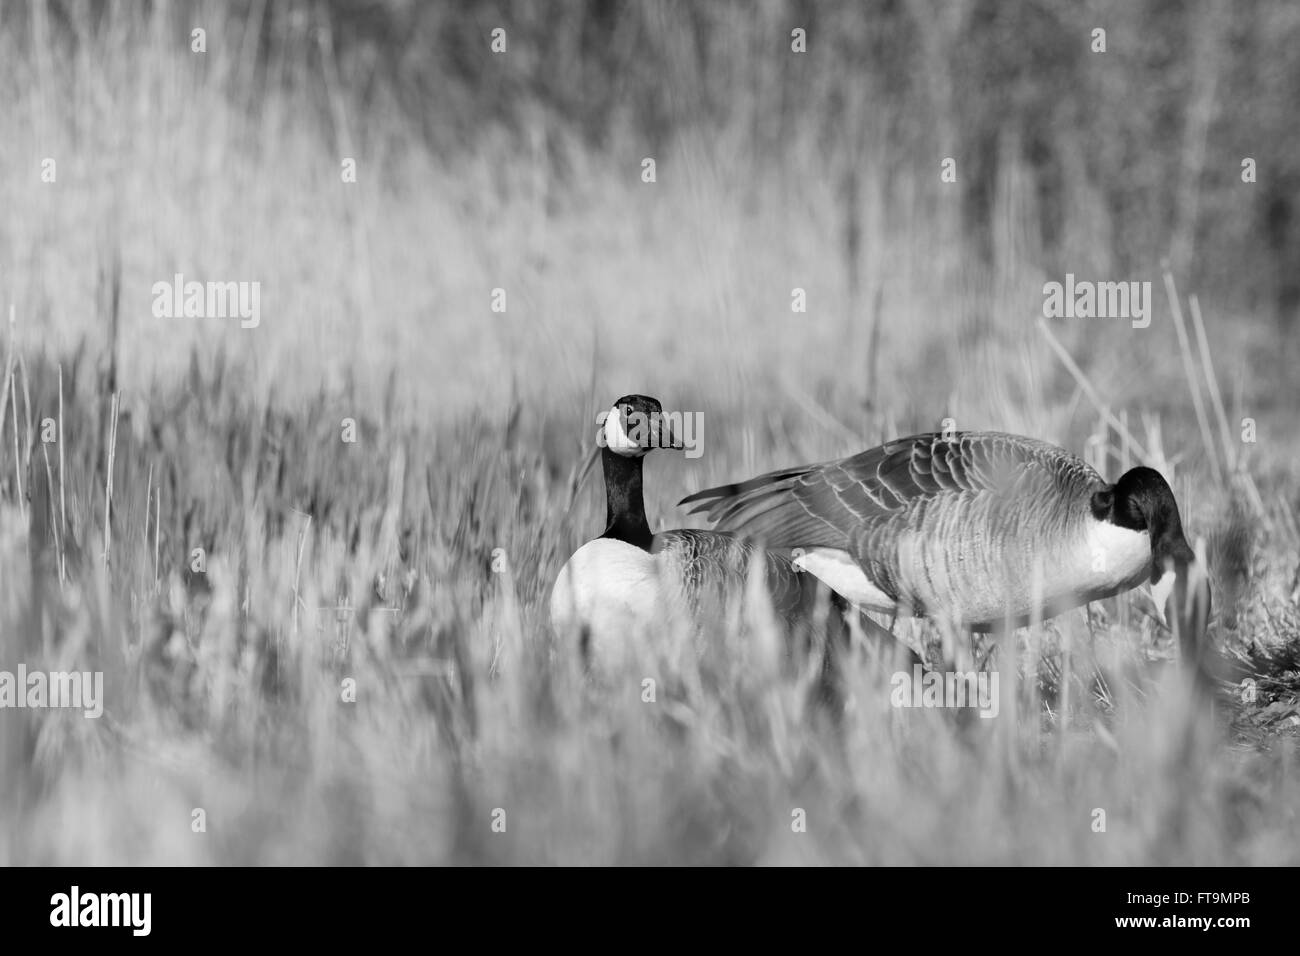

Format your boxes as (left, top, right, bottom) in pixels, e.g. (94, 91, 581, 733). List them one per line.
(651, 528, 808, 625)
(681, 432, 1096, 547)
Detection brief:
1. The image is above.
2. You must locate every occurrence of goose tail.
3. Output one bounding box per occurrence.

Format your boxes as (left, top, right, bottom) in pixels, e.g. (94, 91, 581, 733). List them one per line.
(679, 467, 847, 550)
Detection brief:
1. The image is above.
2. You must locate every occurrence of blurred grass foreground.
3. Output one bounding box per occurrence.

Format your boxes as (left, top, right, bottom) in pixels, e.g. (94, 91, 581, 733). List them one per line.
(0, 1, 1298, 864)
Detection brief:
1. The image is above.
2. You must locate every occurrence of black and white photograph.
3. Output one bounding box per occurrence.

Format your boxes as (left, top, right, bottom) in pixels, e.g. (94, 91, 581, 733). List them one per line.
(0, 0, 1296, 911)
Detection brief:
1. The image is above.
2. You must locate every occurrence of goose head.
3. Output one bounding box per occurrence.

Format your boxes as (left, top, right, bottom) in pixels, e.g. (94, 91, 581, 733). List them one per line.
(569, 395, 685, 550)
(1091, 466, 1212, 661)
(600, 394, 683, 457)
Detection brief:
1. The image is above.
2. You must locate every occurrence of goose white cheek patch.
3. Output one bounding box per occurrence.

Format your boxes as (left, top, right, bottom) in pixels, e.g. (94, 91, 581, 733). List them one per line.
(1150, 568, 1177, 623)
(602, 407, 641, 456)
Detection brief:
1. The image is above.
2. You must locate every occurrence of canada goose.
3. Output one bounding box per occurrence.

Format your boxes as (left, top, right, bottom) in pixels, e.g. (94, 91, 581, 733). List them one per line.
(681, 431, 1212, 668)
(550, 395, 846, 678)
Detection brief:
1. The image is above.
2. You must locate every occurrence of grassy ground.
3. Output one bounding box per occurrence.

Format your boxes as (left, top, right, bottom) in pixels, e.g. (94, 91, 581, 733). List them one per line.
(1, 340, 1297, 865)
(1, 2, 1298, 865)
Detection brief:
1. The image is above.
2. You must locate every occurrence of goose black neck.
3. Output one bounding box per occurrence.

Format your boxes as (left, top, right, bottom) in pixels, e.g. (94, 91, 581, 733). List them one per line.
(600, 446, 653, 550)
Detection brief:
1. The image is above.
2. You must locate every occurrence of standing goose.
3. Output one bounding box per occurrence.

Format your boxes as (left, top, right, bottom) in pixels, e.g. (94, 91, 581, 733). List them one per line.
(680, 431, 1211, 664)
(550, 395, 845, 677)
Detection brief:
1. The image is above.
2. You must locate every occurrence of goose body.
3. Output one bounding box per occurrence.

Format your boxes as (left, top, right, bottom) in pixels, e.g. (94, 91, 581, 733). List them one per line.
(550, 538, 663, 652)
(550, 396, 842, 672)
(681, 431, 1209, 641)
(549, 529, 823, 662)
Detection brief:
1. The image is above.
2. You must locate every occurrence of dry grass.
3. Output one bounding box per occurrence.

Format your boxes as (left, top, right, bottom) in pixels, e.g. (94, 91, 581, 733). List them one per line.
(1, 339, 1297, 865)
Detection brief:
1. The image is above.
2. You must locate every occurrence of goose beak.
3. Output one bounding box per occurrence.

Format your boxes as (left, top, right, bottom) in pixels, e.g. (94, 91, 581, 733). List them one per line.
(657, 418, 684, 451)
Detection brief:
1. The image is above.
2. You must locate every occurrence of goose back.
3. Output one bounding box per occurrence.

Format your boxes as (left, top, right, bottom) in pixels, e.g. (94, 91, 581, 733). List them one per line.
(683, 432, 1153, 627)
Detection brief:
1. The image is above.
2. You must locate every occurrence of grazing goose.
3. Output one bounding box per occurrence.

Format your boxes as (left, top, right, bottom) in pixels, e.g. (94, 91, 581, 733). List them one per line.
(550, 395, 846, 677)
(681, 431, 1211, 663)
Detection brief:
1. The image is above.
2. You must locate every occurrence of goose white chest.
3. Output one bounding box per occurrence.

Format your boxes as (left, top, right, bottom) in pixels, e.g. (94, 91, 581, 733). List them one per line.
(1076, 517, 1152, 593)
(550, 538, 666, 664)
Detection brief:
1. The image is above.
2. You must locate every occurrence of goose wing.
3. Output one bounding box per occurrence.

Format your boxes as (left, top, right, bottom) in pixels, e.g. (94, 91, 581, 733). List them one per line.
(682, 432, 1098, 541)
(651, 528, 808, 623)
(680, 432, 1107, 620)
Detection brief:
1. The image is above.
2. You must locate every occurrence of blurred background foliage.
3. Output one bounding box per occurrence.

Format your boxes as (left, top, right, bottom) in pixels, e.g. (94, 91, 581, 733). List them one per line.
(45, 0, 1292, 318)
(2, 0, 1296, 422)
